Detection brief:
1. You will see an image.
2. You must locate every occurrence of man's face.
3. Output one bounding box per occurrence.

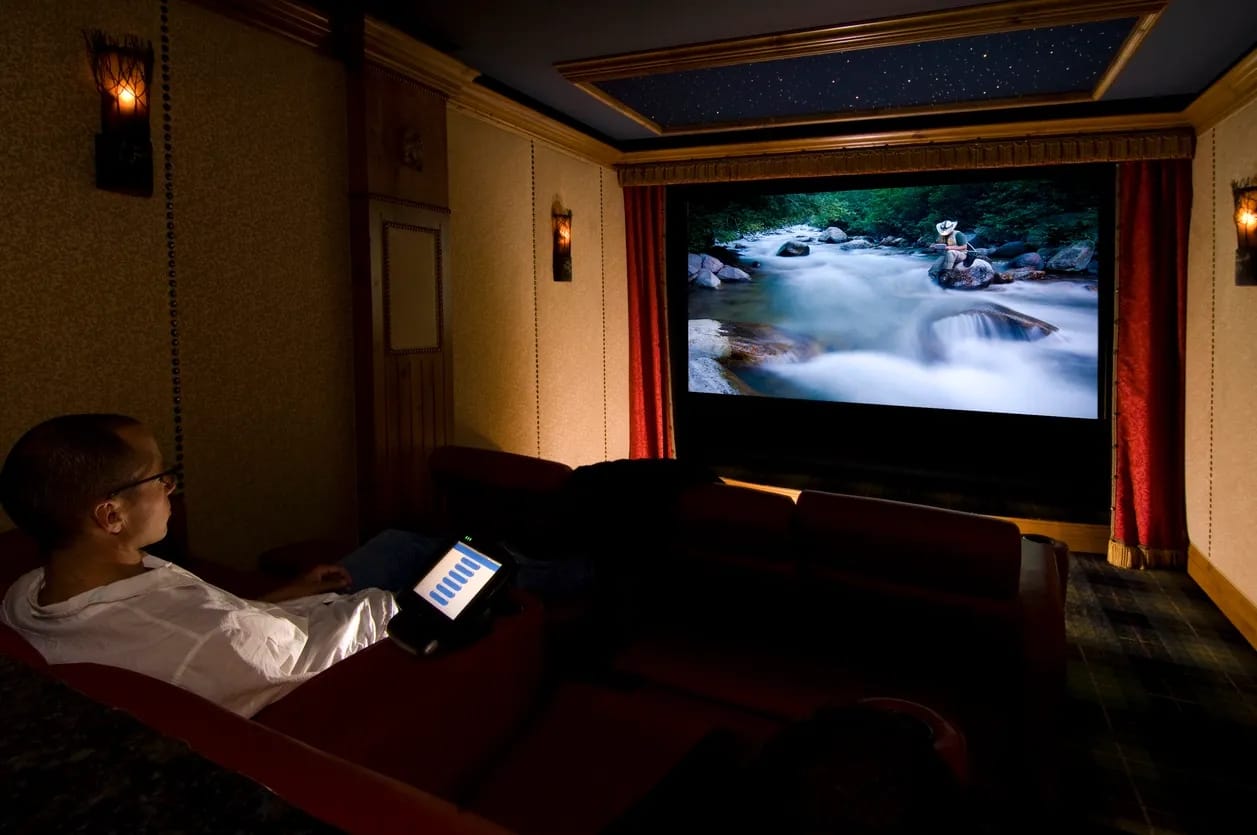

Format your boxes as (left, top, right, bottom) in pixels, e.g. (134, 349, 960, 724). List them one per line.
(110, 425, 174, 548)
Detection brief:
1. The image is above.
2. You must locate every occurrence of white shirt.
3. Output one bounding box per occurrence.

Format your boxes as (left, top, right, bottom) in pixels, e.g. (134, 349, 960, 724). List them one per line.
(0, 555, 399, 717)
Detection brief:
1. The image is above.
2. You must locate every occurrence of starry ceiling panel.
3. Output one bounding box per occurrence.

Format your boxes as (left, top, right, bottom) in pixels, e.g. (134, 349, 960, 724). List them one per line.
(591, 18, 1138, 131)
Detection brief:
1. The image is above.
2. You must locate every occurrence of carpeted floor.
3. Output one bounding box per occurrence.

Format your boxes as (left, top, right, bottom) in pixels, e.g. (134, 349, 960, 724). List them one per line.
(1061, 553, 1257, 834)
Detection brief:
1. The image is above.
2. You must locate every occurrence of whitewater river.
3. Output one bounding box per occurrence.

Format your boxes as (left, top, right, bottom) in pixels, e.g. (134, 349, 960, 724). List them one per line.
(688, 227, 1101, 419)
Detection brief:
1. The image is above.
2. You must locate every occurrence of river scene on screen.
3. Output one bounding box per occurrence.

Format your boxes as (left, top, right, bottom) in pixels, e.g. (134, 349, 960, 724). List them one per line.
(686, 179, 1102, 419)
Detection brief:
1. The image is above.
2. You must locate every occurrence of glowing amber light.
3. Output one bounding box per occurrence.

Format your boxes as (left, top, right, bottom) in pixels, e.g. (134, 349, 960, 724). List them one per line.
(1236, 187, 1257, 251)
(115, 83, 137, 112)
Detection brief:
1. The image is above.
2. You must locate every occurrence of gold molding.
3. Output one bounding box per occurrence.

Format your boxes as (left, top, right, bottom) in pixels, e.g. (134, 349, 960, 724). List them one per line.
(1186, 45, 1257, 134)
(1091, 5, 1164, 100)
(362, 18, 480, 98)
(1188, 543, 1257, 652)
(557, 0, 1167, 136)
(185, 0, 332, 50)
(616, 126, 1193, 186)
(360, 21, 619, 165)
(448, 87, 621, 167)
(558, 0, 1166, 80)
(591, 86, 1107, 139)
(618, 110, 1189, 165)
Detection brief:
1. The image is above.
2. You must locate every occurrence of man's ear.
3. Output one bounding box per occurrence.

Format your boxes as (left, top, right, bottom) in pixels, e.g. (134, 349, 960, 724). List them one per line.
(90, 500, 125, 535)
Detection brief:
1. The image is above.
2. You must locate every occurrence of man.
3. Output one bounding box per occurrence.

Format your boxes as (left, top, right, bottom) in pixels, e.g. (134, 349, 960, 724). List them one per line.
(933, 219, 971, 273)
(0, 414, 438, 716)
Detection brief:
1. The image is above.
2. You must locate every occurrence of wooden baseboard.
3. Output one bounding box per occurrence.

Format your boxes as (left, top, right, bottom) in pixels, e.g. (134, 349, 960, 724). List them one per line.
(1188, 544, 1257, 652)
(720, 478, 1109, 554)
(992, 518, 1109, 555)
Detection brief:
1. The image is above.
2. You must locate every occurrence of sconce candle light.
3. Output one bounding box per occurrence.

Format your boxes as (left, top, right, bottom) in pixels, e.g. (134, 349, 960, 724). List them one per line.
(84, 30, 154, 196)
(552, 203, 572, 282)
(1235, 179, 1257, 285)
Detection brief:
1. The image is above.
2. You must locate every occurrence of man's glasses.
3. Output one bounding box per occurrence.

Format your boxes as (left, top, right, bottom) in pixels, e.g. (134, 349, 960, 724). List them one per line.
(107, 465, 182, 498)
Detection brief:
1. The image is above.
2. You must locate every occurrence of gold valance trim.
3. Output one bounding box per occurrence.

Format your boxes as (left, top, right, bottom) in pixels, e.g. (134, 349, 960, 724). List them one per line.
(616, 129, 1194, 187)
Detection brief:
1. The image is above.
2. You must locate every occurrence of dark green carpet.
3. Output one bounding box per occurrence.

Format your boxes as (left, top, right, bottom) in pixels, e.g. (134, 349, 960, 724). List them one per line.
(1062, 553, 1257, 834)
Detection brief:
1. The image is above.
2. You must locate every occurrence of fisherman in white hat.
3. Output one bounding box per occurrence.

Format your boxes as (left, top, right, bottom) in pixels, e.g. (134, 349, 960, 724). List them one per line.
(933, 220, 972, 273)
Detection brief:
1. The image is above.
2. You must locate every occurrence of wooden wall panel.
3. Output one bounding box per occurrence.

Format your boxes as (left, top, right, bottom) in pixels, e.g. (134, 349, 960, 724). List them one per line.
(364, 66, 449, 208)
(357, 196, 453, 529)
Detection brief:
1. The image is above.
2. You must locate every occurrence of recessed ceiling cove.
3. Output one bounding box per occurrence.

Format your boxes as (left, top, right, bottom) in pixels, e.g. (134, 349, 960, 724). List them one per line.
(556, 0, 1168, 135)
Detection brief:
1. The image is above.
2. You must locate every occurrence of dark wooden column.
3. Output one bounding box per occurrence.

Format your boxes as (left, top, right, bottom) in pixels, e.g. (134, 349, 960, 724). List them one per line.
(341, 14, 454, 534)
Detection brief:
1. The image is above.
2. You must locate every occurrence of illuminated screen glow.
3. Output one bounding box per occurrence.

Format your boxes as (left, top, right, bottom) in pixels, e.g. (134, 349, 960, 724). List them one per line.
(684, 176, 1103, 419)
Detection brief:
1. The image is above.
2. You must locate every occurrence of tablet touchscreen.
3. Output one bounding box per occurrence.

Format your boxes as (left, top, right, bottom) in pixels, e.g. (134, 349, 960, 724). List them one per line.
(412, 539, 504, 620)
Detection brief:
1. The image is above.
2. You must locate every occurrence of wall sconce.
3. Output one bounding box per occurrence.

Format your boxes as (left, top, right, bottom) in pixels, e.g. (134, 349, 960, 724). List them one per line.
(84, 30, 154, 197)
(552, 202, 572, 282)
(1235, 179, 1257, 286)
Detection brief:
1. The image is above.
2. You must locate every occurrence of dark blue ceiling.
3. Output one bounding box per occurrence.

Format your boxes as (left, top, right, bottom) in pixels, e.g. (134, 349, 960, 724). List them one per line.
(356, 0, 1257, 148)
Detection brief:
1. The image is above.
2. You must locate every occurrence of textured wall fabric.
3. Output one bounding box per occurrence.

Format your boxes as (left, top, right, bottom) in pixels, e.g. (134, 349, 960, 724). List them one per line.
(0, 0, 172, 530)
(1185, 93, 1257, 602)
(0, 1, 357, 567)
(172, 1, 356, 568)
(447, 110, 629, 466)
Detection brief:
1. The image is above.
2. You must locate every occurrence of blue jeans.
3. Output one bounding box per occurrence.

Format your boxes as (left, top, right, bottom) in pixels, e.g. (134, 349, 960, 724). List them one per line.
(336, 529, 448, 593)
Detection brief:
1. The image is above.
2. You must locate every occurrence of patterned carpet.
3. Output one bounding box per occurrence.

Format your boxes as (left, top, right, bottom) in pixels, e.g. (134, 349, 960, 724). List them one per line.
(1062, 553, 1257, 834)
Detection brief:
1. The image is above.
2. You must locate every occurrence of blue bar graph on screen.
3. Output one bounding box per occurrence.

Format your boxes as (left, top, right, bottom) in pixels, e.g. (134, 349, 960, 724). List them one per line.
(424, 543, 501, 611)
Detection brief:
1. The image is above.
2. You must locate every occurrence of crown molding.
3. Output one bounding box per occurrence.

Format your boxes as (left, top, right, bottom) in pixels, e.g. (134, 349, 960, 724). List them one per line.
(185, 0, 332, 50)
(617, 111, 1190, 165)
(362, 18, 479, 98)
(616, 125, 1193, 186)
(1186, 46, 1257, 134)
(558, 0, 1166, 137)
(557, 0, 1166, 81)
(448, 88, 620, 166)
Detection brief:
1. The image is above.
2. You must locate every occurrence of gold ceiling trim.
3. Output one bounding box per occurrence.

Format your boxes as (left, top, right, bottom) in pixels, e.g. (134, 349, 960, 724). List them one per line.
(615, 126, 1194, 187)
(643, 91, 1097, 137)
(450, 86, 622, 166)
(559, 0, 1165, 80)
(558, 0, 1167, 136)
(619, 111, 1189, 164)
(1186, 45, 1257, 134)
(363, 18, 480, 98)
(187, 0, 332, 49)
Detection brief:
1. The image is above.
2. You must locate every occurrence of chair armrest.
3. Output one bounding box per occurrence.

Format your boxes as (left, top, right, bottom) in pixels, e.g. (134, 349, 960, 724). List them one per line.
(255, 591, 547, 799)
(46, 662, 510, 835)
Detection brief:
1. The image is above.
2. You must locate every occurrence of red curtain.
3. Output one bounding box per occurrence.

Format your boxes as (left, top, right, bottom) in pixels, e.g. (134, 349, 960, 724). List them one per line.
(1109, 160, 1191, 569)
(625, 186, 674, 459)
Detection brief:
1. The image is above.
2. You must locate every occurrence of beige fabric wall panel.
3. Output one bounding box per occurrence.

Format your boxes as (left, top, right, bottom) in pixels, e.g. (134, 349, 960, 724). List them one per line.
(1204, 97, 1257, 600)
(601, 167, 630, 461)
(1184, 139, 1214, 553)
(447, 111, 539, 456)
(0, 0, 172, 531)
(173, 2, 356, 567)
(533, 144, 611, 466)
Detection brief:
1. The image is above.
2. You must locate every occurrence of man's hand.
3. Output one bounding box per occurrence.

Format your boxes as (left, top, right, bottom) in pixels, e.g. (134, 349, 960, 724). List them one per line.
(259, 564, 353, 602)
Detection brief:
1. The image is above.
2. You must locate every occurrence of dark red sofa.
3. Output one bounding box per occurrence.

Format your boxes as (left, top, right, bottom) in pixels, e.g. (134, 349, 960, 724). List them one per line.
(1, 444, 1068, 831)
(427, 444, 1069, 818)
